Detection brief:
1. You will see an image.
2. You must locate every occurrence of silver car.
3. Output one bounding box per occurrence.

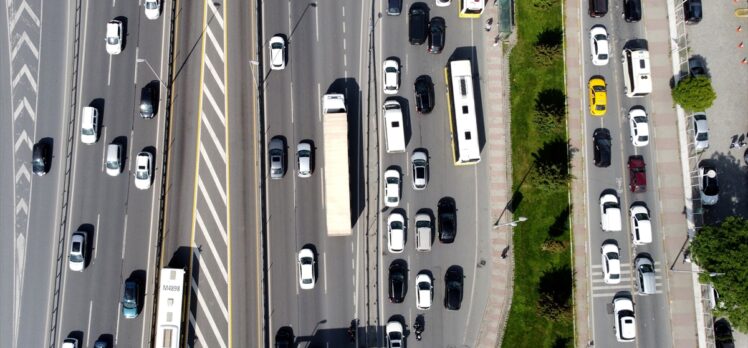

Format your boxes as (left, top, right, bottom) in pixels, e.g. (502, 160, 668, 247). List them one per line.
(692, 112, 709, 151)
(297, 142, 312, 178)
(698, 164, 719, 205)
(411, 150, 428, 190)
(269, 137, 285, 179)
(68, 231, 86, 272)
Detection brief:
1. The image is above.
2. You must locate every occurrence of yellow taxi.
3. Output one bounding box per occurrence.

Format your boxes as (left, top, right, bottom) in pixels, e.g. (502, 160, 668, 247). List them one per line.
(589, 76, 607, 116)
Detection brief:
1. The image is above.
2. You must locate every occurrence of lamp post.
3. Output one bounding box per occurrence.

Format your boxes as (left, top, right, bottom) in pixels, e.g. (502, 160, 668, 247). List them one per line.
(493, 216, 528, 228)
(136, 58, 166, 88)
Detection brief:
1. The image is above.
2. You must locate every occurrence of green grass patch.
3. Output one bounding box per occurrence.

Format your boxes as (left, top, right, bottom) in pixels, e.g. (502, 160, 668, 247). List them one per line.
(500, 0, 574, 347)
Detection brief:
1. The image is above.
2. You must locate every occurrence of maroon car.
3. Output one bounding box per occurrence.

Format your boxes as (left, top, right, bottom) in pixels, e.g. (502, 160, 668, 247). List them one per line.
(628, 155, 646, 192)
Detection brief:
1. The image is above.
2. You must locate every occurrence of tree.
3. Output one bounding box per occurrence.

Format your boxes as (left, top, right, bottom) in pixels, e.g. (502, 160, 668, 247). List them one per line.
(671, 76, 716, 112)
(691, 216, 748, 331)
(533, 89, 567, 136)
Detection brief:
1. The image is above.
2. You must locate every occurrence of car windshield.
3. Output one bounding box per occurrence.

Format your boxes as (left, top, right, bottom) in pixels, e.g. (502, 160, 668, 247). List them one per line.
(611, 273, 620, 280)
(639, 264, 654, 273)
(123, 286, 137, 307)
(593, 85, 605, 92)
(271, 155, 281, 163)
(136, 168, 149, 180)
(387, 177, 398, 184)
(634, 212, 648, 221)
(416, 220, 429, 228)
(606, 252, 619, 260)
(696, 131, 708, 141)
(298, 149, 310, 157)
(145, 1, 158, 9)
(598, 53, 608, 60)
(390, 221, 403, 230)
(82, 127, 95, 136)
(419, 282, 430, 290)
(389, 332, 402, 341)
(271, 42, 283, 50)
(141, 103, 153, 113)
(106, 160, 119, 170)
(639, 135, 649, 141)
(107, 37, 119, 45)
(415, 167, 425, 178)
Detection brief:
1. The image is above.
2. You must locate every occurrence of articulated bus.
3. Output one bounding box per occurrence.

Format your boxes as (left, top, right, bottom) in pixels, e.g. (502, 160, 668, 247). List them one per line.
(154, 268, 186, 348)
(459, 0, 485, 18)
(445, 60, 482, 166)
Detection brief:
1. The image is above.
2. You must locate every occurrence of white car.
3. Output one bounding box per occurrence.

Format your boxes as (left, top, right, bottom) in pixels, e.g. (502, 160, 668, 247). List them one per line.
(134, 152, 153, 190)
(628, 107, 650, 147)
(296, 142, 312, 178)
(297, 248, 316, 290)
(411, 150, 428, 190)
(387, 213, 405, 253)
(68, 231, 86, 272)
(693, 112, 709, 151)
(599, 193, 622, 232)
(601, 242, 621, 284)
(80, 106, 99, 144)
(105, 20, 123, 55)
(269, 35, 286, 70)
(144, 0, 161, 20)
(613, 297, 636, 342)
(629, 204, 652, 245)
(415, 273, 433, 309)
(384, 169, 400, 207)
(435, 0, 451, 7)
(589, 25, 609, 66)
(383, 59, 400, 94)
(698, 164, 719, 205)
(385, 320, 404, 348)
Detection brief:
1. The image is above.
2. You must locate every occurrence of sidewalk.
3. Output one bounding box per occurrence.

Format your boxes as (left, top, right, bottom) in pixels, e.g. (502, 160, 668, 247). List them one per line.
(474, 3, 516, 348)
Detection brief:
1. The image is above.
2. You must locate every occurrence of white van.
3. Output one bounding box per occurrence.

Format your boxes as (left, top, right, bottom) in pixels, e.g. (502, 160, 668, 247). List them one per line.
(105, 143, 122, 176)
(622, 48, 652, 98)
(415, 213, 432, 251)
(80, 106, 98, 144)
(383, 99, 406, 153)
(599, 193, 622, 232)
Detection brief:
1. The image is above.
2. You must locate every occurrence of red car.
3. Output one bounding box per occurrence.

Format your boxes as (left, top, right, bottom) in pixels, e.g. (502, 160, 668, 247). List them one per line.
(628, 155, 646, 192)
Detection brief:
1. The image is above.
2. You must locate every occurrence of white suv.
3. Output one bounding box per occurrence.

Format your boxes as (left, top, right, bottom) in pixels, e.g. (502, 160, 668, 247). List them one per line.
(387, 213, 405, 253)
(269, 35, 286, 70)
(629, 203, 652, 245)
(384, 169, 400, 207)
(80, 106, 98, 144)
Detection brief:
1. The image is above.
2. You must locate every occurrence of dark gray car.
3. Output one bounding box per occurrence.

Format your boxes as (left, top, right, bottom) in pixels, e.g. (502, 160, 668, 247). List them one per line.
(269, 136, 285, 179)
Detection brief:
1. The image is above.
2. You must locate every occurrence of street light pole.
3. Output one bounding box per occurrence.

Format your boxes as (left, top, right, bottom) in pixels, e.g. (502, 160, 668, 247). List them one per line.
(136, 58, 167, 88)
(493, 216, 528, 228)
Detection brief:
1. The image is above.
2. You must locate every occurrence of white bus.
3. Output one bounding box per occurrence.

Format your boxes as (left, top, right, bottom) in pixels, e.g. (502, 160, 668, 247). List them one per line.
(445, 60, 482, 165)
(154, 268, 186, 348)
(459, 0, 485, 18)
(622, 48, 652, 98)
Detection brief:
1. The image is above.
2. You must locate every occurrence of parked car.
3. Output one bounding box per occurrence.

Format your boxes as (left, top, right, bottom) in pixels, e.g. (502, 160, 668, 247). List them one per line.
(629, 203, 652, 245)
(589, 25, 610, 66)
(623, 0, 642, 22)
(444, 266, 463, 310)
(269, 35, 286, 70)
(614, 296, 636, 342)
(415, 273, 433, 310)
(387, 213, 405, 253)
(588, 76, 607, 116)
(388, 260, 407, 303)
(593, 128, 611, 168)
(714, 318, 736, 348)
(628, 155, 646, 192)
(699, 163, 719, 205)
(411, 150, 428, 190)
(628, 107, 649, 147)
(689, 57, 707, 78)
(383, 59, 400, 94)
(274, 327, 294, 348)
(297, 248, 316, 290)
(387, 0, 402, 15)
(408, 3, 428, 45)
(692, 112, 709, 151)
(414, 75, 435, 113)
(601, 242, 621, 284)
(269, 136, 285, 179)
(427, 17, 446, 54)
(438, 197, 456, 243)
(684, 0, 702, 24)
(599, 192, 622, 232)
(105, 20, 123, 55)
(384, 169, 401, 207)
(386, 320, 404, 348)
(635, 255, 657, 295)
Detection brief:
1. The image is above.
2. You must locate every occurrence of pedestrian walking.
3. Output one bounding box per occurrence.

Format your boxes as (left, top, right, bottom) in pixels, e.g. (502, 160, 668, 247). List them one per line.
(485, 18, 493, 32)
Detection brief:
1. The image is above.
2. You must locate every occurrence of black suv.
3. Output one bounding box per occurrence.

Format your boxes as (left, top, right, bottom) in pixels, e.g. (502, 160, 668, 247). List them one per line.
(32, 141, 51, 176)
(684, 0, 702, 24)
(593, 128, 611, 168)
(438, 197, 456, 243)
(139, 84, 157, 118)
(408, 3, 428, 45)
(388, 260, 407, 303)
(275, 326, 294, 348)
(428, 17, 445, 54)
(444, 266, 463, 310)
(414, 75, 434, 114)
(387, 0, 402, 16)
(623, 0, 641, 22)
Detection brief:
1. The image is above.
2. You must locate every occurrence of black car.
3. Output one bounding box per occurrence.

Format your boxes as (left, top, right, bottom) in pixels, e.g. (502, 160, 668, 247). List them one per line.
(438, 197, 456, 243)
(714, 318, 735, 348)
(684, 0, 702, 24)
(593, 128, 611, 168)
(444, 266, 463, 310)
(32, 141, 51, 176)
(428, 17, 445, 54)
(275, 326, 294, 348)
(139, 84, 157, 118)
(388, 260, 407, 303)
(414, 75, 434, 114)
(408, 3, 428, 45)
(387, 0, 402, 16)
(623, 0, 641, 22)
(688, 57, 707, 78)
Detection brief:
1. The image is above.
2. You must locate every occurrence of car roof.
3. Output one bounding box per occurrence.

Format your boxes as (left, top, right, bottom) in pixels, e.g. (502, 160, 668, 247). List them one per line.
(106, 21, 119, 36)
(628, 155, 645, 168)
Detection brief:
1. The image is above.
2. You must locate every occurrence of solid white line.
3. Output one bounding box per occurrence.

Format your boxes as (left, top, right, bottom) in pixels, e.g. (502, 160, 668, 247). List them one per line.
(129, 129, 135, 171)
(94, 214, 100, 259)
(317, 84, 322, 122)
(197, 178, 228, 243)
(320, 168, 325, 208)
(200, 113, 228, 163)
(205, 27, 225, 61)
(323, 252, 328, 294)
(195, 211, 229, 282)
(86, 301, 93, 344)
(315, 1, 319, 42)
(203, 87, 227, 127)
(193, 261, 229, 319)
(290, 82, 294, 124)
(107, 54, 112, 86)
(121, 214, 128, 259)
(115, 297, 121, 344)
(134, 46, 140, 86)
(192, 281, 228, 348)
(199, 146, 228, 203)
(189, 312, 209, 347)
(204, 56, 225, 95)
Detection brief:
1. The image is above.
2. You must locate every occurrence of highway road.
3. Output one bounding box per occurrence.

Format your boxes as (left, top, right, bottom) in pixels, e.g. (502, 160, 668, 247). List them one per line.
(375, 1, 492, 347)
(53, 0, 170, 347)
(263, 0, 370, 346)
(578, 3, 674, 347)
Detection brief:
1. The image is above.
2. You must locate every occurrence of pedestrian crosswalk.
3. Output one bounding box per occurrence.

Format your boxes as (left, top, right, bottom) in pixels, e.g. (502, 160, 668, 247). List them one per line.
(590, 261, 664, 298)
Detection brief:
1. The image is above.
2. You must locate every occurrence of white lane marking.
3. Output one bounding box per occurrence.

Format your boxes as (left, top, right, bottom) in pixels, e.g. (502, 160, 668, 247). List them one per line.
(203, 86, 227, 127)
(320, 168, 325, 208)
(134, 46, 140, 86)
(204, 55, 225, 94)
(343, 21, 346, 34)
(206, 0, 224, 29)
(94, 214, 100, 259)
(205, 27, 225, 61)
(121, 214, 128, 258)
(290, 82, 294, 124)
(315, 1, 319, 42)
(192, 280, 228, 348)
(86, 301, 93, 344)
(189, 312, 210, 348)
(199, 145, 228, 203)
(115, 296, 121, 343)
(195, 211, 229, 282)
(11, 32, 39, 59)
(197, 178, 228, 243)
(107, 54, 112, 86)
(194, 258, 229, 319)
(200, 113, 228, 163)
(323, 252, 328, 294)
(129, 129, 135, 171)
(317, 84, 322, 122)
